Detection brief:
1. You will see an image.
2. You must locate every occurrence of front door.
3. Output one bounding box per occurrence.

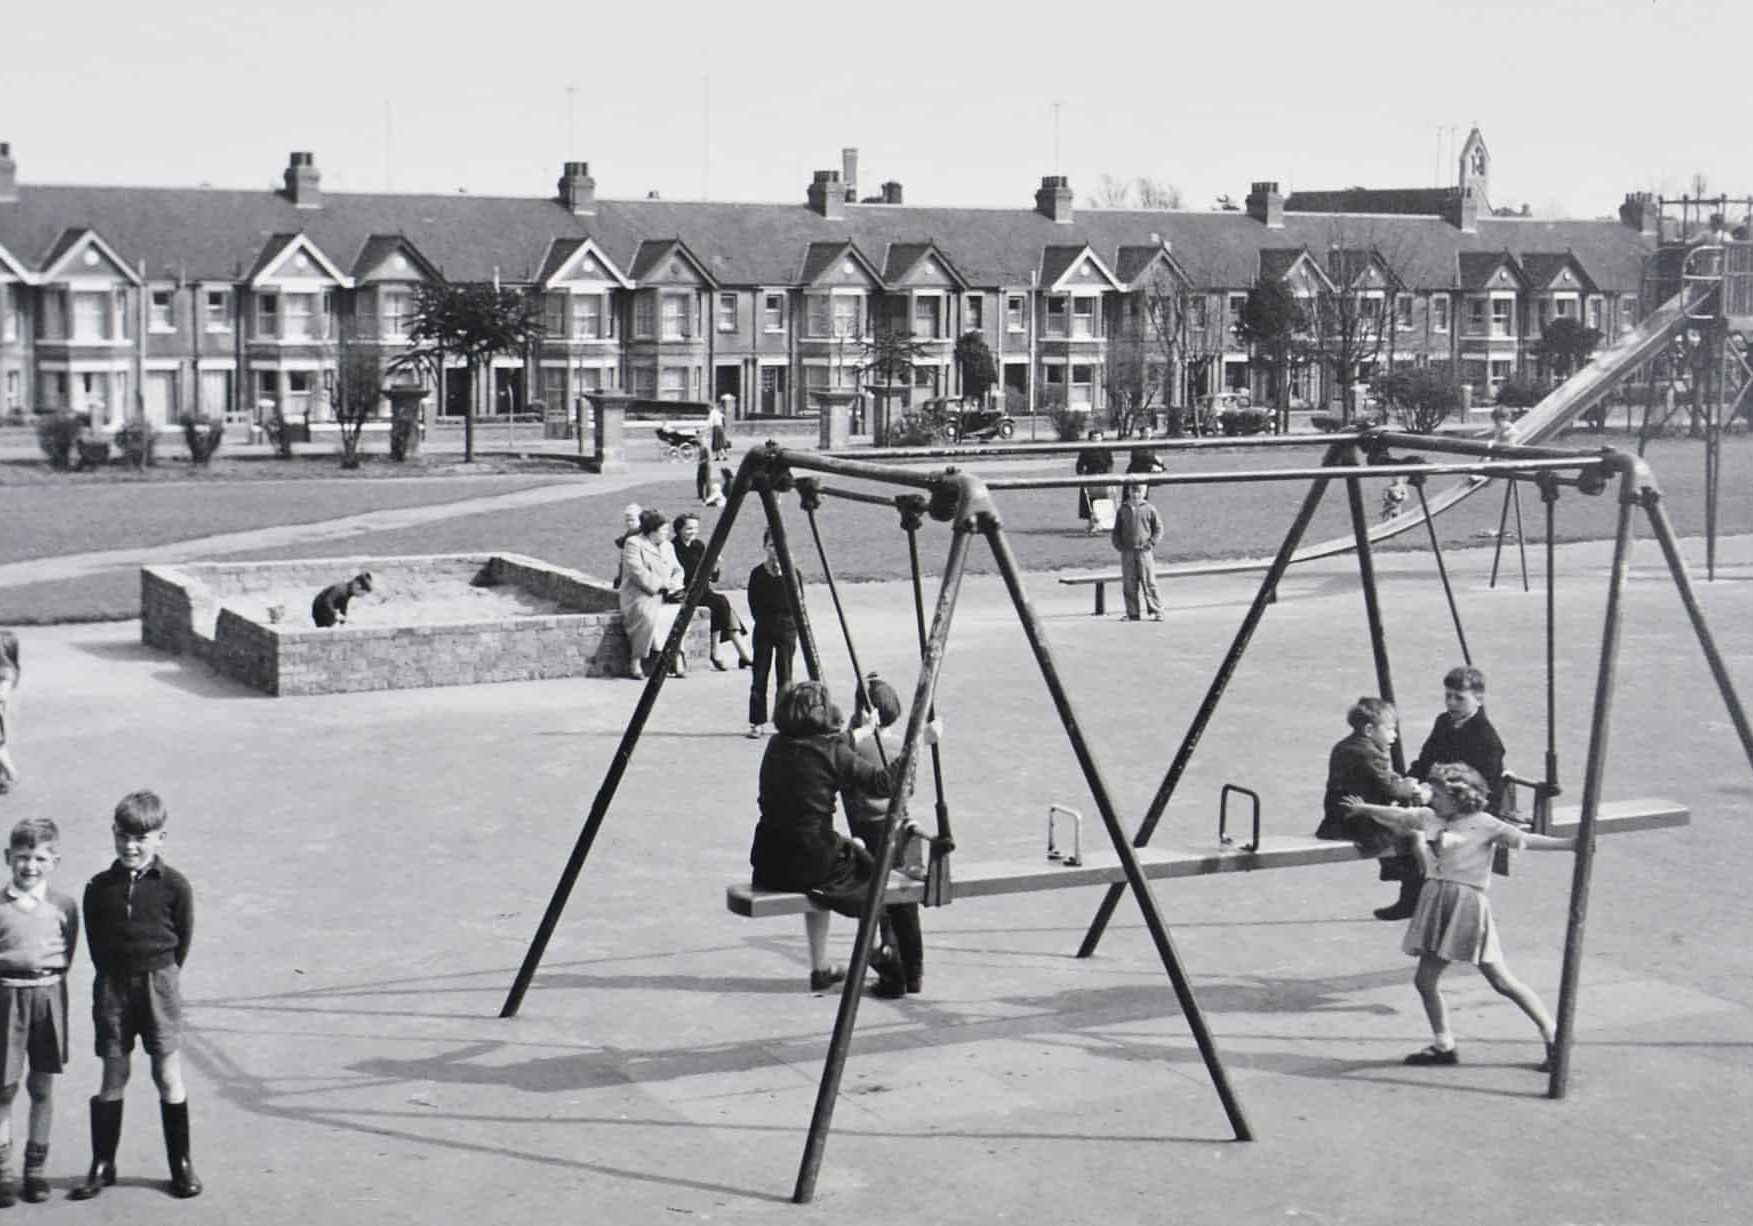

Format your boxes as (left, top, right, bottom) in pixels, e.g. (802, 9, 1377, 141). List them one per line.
(759, 366, 787, 415)
(493, 368, 524, 416)
(144, 372, 178, 427)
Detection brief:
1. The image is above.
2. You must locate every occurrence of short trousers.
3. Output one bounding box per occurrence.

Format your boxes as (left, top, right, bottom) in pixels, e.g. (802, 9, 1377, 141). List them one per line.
(0, 980, 68, 1083)
(92, 966, 183, 1059)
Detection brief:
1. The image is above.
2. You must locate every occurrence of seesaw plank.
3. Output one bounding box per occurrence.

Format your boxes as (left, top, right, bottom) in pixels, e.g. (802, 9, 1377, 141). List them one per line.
(724, 798, 1689, 919)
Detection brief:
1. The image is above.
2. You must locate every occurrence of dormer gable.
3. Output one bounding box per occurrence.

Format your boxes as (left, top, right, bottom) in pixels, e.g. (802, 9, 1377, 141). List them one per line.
(1326, 248, 1403, 293)
(1040, 244, 1122, 293)
(1258, 247, 1336, 296)
(39, 229, 141, 286)
(351, 236, 441, 284)
(1114, 243, 1191, 291)
(798, 241, 884, 290)
(538, 237, 632, 290)
(249, 233, 353, 289)
(630, 238, 717, 289)
(882, 243, 967, 290)
(1519, 252, 1598, 295)
(1458, 251, 1527, 292)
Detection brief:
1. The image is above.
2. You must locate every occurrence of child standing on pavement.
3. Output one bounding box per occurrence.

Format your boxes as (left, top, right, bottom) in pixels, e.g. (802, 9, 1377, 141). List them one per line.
(0, 632, 20, 793)
(1109, 482, 1164, 621)
(1344, 762, 1576, 1070)
(0, 818, 78, 1205)
(746, 530, 801, 739)
(71, 790, 201, 1201)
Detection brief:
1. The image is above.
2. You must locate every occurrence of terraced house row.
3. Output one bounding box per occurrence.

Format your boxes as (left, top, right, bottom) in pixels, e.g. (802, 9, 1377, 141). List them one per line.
(0, 129, 1659, 430)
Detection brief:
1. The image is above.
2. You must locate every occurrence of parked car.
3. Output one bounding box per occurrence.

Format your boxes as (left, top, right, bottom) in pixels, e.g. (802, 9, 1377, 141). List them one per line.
(917, 398, 1016, 443)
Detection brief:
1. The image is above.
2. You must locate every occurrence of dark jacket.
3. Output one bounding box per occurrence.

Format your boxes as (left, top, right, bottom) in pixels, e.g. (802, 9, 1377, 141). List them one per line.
(83, 859, 194, 975)
(747, 563, 799, 639)
(1316, 732, 1421, 850)
(1409, 710, 1507, 814)
(750, 733, 898, 889)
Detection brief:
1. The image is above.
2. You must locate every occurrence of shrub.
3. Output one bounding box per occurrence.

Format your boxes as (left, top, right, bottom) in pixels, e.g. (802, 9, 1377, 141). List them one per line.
(1495, 374, 1547, 410)
(886, 411, 940, 447)
(1308, 412, 1344, 432)
(179, 414, 224, 465)
(261, 403, 296, 459)
(1219, 407, 1271, 436)
(1377, 367, 1463, 434)
(36, 410, 82, 470)
(115, 416, 158, 469)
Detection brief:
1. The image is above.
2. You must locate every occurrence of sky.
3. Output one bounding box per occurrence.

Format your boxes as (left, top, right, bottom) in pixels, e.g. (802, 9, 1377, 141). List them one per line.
(4, 0, 1749, 220)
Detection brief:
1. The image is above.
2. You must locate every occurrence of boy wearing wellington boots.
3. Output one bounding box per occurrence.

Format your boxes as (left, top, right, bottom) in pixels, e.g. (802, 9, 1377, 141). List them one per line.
(71, 790, 200, 1201)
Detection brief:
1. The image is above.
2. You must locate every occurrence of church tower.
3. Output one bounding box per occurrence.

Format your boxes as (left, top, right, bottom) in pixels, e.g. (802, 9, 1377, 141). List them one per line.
(1457, 126, 1490, 210)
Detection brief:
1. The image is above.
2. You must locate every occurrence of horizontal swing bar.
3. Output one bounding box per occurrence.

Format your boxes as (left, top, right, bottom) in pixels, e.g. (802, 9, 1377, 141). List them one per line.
(986, 457, 1607, 492)
(830, 433, 1608, 465)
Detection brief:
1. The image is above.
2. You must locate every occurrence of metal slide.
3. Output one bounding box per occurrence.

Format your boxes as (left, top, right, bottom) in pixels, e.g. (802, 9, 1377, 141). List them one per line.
(1160, 287, 1710, 577)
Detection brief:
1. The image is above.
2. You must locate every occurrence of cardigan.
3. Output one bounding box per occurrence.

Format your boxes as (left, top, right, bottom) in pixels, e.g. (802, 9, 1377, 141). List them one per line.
(83, 858, 193, 975)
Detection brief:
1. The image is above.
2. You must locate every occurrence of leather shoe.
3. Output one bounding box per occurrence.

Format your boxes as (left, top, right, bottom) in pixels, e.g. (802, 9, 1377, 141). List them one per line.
(808, 966, 845, 993)
(21, 1174, 49, 1203)
(1403, 1044, 1459, 1066)
(1535, 1041, 1557, 1074)
(1373, 899, 1417, 921)
(170, 1158, 203, 1199)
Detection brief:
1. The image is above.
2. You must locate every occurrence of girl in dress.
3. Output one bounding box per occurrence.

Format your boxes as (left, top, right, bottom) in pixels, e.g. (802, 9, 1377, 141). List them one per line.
(1343, 761, 1576, 1070)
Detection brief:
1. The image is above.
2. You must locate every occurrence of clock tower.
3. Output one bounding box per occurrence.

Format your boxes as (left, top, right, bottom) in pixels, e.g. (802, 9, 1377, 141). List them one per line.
(1457, 125, 1490, 209)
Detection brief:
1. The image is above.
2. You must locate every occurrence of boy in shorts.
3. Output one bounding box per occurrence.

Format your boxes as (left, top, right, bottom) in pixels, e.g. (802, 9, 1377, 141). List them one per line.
(0, 818, 78, 1204)
(71, 790, 200, 1200)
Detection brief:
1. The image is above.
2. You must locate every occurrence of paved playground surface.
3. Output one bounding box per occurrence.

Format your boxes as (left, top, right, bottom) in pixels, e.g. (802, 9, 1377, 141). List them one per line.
(4, 529, 1751, 1225)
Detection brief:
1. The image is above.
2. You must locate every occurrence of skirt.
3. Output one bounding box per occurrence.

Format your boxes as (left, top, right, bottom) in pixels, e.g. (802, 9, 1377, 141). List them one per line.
(1402, 879, 1503, 965)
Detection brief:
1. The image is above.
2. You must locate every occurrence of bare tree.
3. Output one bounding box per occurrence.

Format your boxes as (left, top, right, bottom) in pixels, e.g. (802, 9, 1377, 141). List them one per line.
(1301, 220, 1420, 422)
(1086, 175, 1185, 210)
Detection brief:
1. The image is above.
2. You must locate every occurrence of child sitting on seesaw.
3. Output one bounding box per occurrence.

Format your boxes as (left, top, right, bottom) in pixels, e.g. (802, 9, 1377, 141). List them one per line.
(1343, 761, 1576, 1070)
(1316, 697, 1426, 919)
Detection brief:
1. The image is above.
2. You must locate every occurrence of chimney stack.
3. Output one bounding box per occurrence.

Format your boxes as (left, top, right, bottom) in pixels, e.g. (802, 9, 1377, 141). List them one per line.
(841, 148, 859, 203)
(1448, 185, 1480, 234)
(1245, 180, 1284, 229)
(283, 151, 321, 209)
(807, 170, 845, 219)
(1619, 191, 1658, 237)
(0, 143, 15, 203)
(558, 161, 596, 215)
(1035, 175, 1073, 224)
(881, 181, 904, 205)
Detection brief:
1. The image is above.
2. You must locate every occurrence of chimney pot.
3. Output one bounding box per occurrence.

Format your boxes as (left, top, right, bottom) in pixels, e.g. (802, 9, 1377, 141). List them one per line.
(0, 142, 15, 203)
(842, 147, 859, 203)
(881, 180, 903, 205)
(808, 170, 846, 219)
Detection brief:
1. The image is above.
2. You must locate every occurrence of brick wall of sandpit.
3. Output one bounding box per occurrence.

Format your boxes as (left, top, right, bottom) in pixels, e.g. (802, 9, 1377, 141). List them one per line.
(141, 554, 707, 696)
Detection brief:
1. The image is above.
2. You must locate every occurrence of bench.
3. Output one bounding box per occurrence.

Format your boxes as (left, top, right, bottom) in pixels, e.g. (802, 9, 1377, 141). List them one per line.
(725, 797, 1688, 918)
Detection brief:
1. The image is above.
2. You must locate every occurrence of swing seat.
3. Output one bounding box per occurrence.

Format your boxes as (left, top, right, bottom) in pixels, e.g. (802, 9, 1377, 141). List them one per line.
(724, 796, 1688, 918)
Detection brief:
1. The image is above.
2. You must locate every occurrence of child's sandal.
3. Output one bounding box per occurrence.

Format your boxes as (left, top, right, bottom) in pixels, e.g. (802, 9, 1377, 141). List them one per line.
(1403, 1044, 1459, 1066)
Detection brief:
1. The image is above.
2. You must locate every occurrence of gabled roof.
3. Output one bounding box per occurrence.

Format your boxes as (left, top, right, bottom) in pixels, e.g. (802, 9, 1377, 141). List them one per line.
(881, 241, 968, 289)
(629, 237, 717, 287)
(1518, 251, 1599, 294)
(39, 228, 142, 284)
(1040, 244, 1122, 291)
(798, 240, 884, 288)
(0, 178, 1657, 298)
(247, 232, 353, 288)
(1458, 250, 1528, 291)
(536, 236, 631, 288)
(1326, 247, 1405, 292)
(1257, 246, 1337, 291)
(350, 234, 442, 281)
(1113, 243, 1191, 289)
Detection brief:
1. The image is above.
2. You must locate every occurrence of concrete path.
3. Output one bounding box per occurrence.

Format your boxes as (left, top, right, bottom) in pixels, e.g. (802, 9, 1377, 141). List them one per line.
(1, 532, 1749, 1224)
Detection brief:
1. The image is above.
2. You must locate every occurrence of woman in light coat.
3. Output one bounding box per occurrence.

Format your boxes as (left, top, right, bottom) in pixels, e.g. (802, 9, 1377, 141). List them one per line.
(618, 509, 687, 680)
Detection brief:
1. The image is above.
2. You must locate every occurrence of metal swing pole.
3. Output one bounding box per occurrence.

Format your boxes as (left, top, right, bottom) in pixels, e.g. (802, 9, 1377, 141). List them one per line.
(978, 503, 1253, 1141)
(500, 449, 760, 1018)
(1077, 442, 1344, 959)
(1548, 463, 1638, 1097)
(1489, 476, 1531, 592)
(1413, 476, 1472, 667)
(1345, 449, 1404, 773)
(792, 517, 974, 1204)
(1538, 472, 1562, 826)
(899, 494, 956, 905)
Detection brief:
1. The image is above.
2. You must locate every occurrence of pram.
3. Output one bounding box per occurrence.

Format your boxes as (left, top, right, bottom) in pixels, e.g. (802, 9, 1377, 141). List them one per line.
(654, 422, 702, 462)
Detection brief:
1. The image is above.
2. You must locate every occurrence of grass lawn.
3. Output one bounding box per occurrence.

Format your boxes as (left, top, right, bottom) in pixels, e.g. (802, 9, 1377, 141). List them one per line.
(3, 431, 1749, 624)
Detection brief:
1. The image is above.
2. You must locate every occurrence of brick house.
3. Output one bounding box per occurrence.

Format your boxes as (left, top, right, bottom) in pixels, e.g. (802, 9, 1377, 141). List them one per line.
(0, 131, 1657, 431)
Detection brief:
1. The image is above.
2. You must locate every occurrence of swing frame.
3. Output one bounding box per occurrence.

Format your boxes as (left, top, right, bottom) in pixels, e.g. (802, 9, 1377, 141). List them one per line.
(498, 427, 1753, 1205)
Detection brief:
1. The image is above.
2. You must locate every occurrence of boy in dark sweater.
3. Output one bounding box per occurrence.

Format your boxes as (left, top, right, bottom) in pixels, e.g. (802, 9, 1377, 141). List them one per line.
(1409, 666, 1507, 815)
(746, 531, 802, 739)
(1315, 697, 1426, 918)
(71, 791, 200, 1201)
